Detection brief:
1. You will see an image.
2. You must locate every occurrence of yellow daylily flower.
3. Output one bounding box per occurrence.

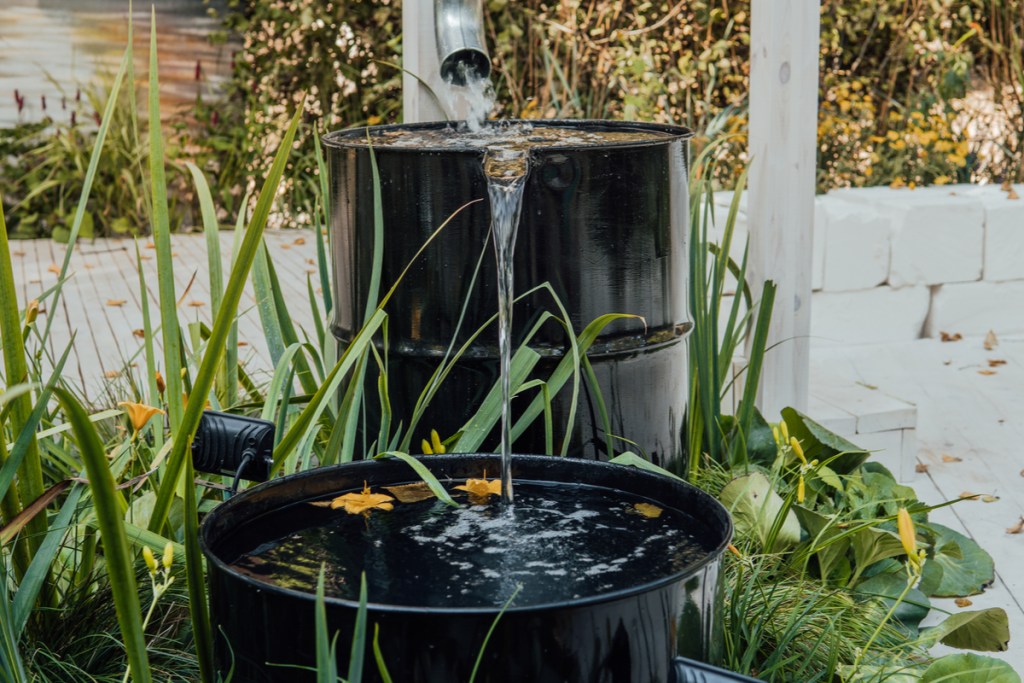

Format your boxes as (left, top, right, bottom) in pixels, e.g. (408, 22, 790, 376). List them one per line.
(455, 471, 502, 502)
(118, 402, 165, 435)
(330, 483, 394, 515)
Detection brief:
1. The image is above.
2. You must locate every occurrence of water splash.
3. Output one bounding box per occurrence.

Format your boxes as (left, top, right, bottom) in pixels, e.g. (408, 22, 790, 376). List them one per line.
(443, 62, 495, 132)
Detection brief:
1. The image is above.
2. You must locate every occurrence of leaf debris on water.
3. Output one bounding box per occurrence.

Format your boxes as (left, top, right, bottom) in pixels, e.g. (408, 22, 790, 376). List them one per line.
(384, 482, 437, 503)
(455, 474, 502, 502)
(632, 502, 663, 519)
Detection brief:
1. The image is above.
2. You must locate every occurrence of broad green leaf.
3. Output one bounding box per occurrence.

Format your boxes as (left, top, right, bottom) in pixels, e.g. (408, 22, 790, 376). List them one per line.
(922, 523, 994, 597)
(922, 608, 1010, 652)
(792, 506, 850, 583)
(921, 653, 1020, 683)
(719, 472, 800, 551)
(851, 526, 908, 573)
(781, 407, 869, 474)
(608, 452, 685, 481)
(855, 572, 930, 633)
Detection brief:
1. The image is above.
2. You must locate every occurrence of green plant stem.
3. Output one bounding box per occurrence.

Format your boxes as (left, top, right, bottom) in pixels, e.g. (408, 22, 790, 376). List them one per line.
(121, 577, 168, 683)
(850, 570, 917, 674)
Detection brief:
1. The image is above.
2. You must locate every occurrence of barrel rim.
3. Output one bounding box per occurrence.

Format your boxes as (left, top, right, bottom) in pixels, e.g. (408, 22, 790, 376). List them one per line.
(321, 119, 694, 154)
(200, 454, 731, 617)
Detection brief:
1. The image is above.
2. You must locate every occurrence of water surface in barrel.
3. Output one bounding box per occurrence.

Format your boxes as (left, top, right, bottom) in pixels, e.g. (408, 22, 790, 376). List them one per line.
(223, 481, 708, 608)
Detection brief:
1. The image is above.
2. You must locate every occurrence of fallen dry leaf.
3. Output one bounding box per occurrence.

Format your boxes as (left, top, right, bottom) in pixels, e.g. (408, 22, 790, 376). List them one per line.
(279, 243, 291, 250)
(171, 251, 179, 257)
(306, 268, 317, 275)
(942, 454, 963, 463)
(955, 598, 974, 608)
(940, 331, 963, 342)
(47, 263, 60, 274)
(139, 254, 152, 261)
(633, 502, 663, 519)
(982, 494, 1000, 503)
(384, 482, 436, 503)
(11, 250, 24, 257)
(329, 483, 394, 515)
(188, 300, 205, 308)
(943, 359, 952, 366)
(145, 242, 156, 249)
(984, 330, 999, 350)
(988, 359, 1007, 367)
(978, 369, 997, 376)
(1001, 179, 1013, 191)
(237, 341, 249, 347)
(293, 237, 306, 245)
(132, 329, 145, 338)
(83, 262, 95, 268)
(959, 492, 981, 500)
(1007, 517, 1024, 534)
(105, 370, 120, 378)
(306, 258, 316, 265)
(106, 299, 127, 307)
(915, 463, 929, 474)
(1009, 189, 1021, 200)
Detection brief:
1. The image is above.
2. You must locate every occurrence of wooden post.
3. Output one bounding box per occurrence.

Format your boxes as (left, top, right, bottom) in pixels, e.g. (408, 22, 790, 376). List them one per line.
(402, 0, 448, 123)
(746, 0, 820, 418)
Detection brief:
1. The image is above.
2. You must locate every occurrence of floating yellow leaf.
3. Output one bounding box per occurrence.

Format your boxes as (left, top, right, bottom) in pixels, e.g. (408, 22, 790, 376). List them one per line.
(633, 502, 663, 519)
(107, 299, 127, 307)
(118, 401, 165, 434)
(384, 482, 437, 503)
(330, 483, 394, 515)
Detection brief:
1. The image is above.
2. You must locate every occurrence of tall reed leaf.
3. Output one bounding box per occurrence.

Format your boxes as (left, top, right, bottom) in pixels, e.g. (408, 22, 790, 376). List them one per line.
(0, 203, 43, 574)
(147, 11, 185, 434)
(53, 387, 151, 683)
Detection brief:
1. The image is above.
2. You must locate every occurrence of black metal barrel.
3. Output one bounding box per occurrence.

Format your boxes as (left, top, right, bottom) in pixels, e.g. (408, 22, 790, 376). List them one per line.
(200, 454, 738, 683)
(323, 120, 692, 469)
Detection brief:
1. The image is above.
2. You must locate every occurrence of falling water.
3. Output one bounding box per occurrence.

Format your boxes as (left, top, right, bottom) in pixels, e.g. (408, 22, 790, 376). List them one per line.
(443, 62, 495, 132)
(484, 146, 529, 504)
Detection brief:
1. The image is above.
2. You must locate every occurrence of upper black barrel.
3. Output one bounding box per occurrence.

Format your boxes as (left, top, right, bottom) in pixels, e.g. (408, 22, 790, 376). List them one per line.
(323, 120, 692, 469)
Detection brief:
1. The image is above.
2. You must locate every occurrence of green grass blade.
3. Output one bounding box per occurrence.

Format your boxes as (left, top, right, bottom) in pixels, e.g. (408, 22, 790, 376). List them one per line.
(186, 162, 224, 318)
(315, 566, 339, 683)
(364, 141, 384, 324)
(261, 343, 307, 423)
(453, 346, 540, 453)
(264, 252, 318, 396)
(52, 387, 151, 683)
(346, 573, 369, 683)
(731, 280, 777, 466)
(468, 585, 521, 683)
(0, 563, 29, 682)
(0, 202, 45, 565)
(134, 241, 162, 448)
(372, 625, 394, 683)
(272, 310, 386, 474)
(373, 452, 457, 506)
(147, 12, 184, 431)
(11, 484, 84, 634)
(252, 241, 286, 367)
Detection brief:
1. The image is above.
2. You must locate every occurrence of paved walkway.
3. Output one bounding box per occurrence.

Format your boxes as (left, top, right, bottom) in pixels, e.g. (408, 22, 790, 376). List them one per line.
(7, 232, 1024, 669)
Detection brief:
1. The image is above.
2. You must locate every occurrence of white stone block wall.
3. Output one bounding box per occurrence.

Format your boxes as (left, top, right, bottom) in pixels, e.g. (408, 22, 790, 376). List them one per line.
(712, 184, 1024, 345)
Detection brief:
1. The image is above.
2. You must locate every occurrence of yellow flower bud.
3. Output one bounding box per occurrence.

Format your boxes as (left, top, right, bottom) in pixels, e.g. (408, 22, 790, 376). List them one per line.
(772, 426, 780, 445)
(431, 429, 445, 455)
(155, 371, 166, 395)
(897, 507, 917, 560)
(162, 541, 174, 569)
(790, 437, 806, 465)
(421, 438, 434, 455)
(142, 546, 158, 575)
(24, 299, 39, 326)
(797, 476, 806, 504)
(780, 420, 789, 443)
